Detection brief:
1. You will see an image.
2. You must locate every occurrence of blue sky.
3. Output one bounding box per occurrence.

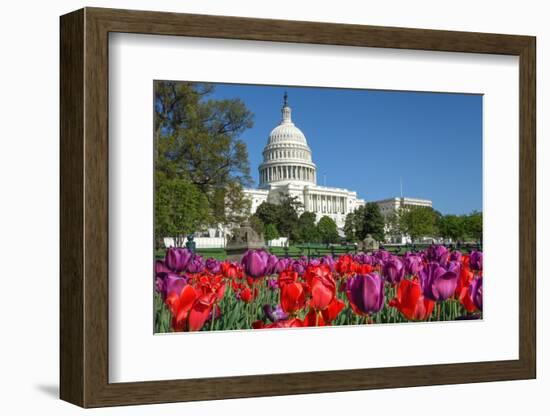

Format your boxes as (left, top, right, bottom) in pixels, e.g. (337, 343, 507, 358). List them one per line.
(207, 83, 482, 215)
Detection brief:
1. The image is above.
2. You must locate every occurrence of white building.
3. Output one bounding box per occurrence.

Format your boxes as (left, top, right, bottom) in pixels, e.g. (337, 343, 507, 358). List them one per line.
(373, 197, 434, 244)
(374, 197, 433, 217)
(243, 93, 365, 229)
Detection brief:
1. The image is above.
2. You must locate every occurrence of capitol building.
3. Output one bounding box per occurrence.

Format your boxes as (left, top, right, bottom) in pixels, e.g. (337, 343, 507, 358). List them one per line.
(243, 93, 366, 229)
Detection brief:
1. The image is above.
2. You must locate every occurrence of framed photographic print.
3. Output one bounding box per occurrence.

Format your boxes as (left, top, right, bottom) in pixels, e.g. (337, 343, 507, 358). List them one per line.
(60, 7, 536, 408)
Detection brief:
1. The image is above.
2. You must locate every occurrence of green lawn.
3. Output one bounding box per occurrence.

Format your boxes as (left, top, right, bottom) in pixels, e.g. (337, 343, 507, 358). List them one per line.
(155, 243, 480, 261)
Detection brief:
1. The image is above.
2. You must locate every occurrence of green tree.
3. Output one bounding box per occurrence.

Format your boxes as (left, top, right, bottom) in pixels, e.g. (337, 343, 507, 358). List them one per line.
(297, 212, 320, 243)
(399, 206, 438, 242)
(437, 214, 467, 242)
(254, 202, 281, 230)
(343, 213, 357, 242)
(264, 223, 280, 242)
(154, 81, 254, 225)
(317, 216, 339, 244)
(211, 182, 251, 226)
(352, 203, 385, 242)
(465, 211, 483, 242)
(155, 175, 210, 247)
(277, 196, 303, 241)
(248, 214, 265, 237)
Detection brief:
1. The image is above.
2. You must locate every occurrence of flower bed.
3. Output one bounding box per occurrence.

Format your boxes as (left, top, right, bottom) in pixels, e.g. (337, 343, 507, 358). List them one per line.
(154, 245, 482, 332)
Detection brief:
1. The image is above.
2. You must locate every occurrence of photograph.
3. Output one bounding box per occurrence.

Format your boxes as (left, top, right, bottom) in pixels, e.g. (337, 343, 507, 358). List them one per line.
(153, 81, 483, 333)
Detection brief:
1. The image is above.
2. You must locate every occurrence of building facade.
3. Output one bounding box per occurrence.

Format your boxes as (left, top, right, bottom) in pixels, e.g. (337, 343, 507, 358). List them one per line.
(243, 93, 365, 229)
(373, 197, 434, 244)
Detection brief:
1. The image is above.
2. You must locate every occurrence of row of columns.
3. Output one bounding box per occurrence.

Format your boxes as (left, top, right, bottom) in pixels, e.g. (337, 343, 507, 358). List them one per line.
(307, 193, 347, 215)
(260, 165, 315, 184)
(266, 149, 308, 161)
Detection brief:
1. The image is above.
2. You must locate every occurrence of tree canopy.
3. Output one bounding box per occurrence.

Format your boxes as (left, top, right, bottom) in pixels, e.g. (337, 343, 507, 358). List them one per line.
(397, 206, 439, 242)
(344, 203, 385, 242)
(317, 216, 339, 244)
(154, 81, 254, 238)
(155, 174, 211, 247)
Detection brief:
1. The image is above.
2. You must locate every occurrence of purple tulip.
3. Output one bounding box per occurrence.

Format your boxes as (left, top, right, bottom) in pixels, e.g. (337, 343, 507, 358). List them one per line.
(291, 260, 305, 275)
(426, 245, 449, 266)
(354, 253, 374, 265)
(267, 278, 279, 290)
(419, 262, 459, 301)
(469, 276, 483, 310)
(160, 273, 188, 299)
(308, 258, 321, 267)
(241, 249, 268, 278)
(155, 260, 172, 277)
(155, 276, 165, 294)
(165, 247, 192, 272)
(347, 273, 385, 315)
(374, 250, 391, 264)
(470, 251, 483, 271)
(205, 257, 221, 274)
(320, 255, 336, 271)
(186, 254, 205, 273)
(273, 258, 290, 274)
(382, 256, 404, 284)
(403, 255, 422, 276)
(264, 304, 289, 322)
(265, 254, 279, 276)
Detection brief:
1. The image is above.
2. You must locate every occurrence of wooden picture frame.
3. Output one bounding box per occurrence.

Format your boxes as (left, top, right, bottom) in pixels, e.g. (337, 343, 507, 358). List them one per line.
(60, 7, 536, 408)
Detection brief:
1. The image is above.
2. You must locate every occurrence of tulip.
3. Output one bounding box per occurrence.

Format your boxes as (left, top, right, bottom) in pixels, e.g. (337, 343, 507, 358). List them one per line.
(305, 265, 336, 310)
(419, 262, 459, 301)
(469, 251, 483, 272)
(346, 273, 385, 315)
(265, 253, 279, 275)
(403, 254, 423, 276)
(389, 279, 434, 321)
(253, 317, 304, 329)
(187, 293, 216, 331)
(320, 255, 336, 271)
(165, 284, 197, 331)
(335, 254, 355, 275)
(372, 250, 390, 267)
(205, 258, 221, 274)
(426, 245, 449, 266)
(279, 276, 306, 314)
(186, 255, 205, 274)
(304, 297, 346, 326)
(241, 250, 268, 278)
(263, 304, 289, 323)
(155, 260, 172, 277)
(469, 276, 483, 310)
(291, 260, 306, 276)
(220, 261, 241, 279)
(157, 272, 188, 300)
(165, 247, 192, 272)
(267, 278, 279, 290)
(382, 256, 404, 284)
(273, 258, 290, 274)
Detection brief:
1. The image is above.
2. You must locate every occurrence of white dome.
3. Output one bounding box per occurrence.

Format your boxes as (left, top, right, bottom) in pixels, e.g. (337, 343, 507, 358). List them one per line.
(258, 93, 317, 189)
(267, 120, 308, 145)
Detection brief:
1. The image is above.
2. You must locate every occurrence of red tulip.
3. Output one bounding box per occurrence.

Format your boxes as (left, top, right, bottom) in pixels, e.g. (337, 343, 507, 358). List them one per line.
(188, 293, 216, 331)
(252, 318, 304, 329)
(305, 265, 336, 310)
(335, 254, 355, 275)
(280, 282, 306, 314)
(304, 297, 345, 326)
(389, 278, 434, 321)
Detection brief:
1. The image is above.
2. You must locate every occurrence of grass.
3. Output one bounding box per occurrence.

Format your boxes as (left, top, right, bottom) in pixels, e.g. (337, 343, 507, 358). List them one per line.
(155, 242, 481, 261)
